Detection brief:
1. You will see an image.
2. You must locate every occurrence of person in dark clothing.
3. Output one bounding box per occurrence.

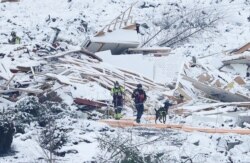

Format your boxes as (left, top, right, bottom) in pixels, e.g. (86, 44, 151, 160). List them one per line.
(132, 84, 147, 123)
(8, 31, 21, 44)
(136, 23, 140, 34)
(111, 81, 124, 120)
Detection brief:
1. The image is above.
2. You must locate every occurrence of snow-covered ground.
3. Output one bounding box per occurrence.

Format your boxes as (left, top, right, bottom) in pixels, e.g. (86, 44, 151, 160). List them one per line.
(1, 0, 250, 162)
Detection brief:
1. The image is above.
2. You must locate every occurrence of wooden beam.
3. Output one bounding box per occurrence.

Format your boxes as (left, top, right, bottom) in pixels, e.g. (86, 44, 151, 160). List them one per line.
(74, 98, 108, 108)
(233, 42, 250, 54)
(182, 75, 250, 102)
(80, 48, 103, 62)
(99, 119, 250, 135)
(5, 74, 15, 87)
(0, 85, 43, 94)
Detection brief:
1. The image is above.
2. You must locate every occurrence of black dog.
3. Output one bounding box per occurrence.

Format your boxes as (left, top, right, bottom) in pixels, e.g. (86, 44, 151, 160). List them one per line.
(155, 107, 168, 124)
(155, 101, 172, 124)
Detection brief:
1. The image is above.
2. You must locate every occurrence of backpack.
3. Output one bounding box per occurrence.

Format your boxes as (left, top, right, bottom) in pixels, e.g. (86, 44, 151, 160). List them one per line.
(138, 93, 145, 102)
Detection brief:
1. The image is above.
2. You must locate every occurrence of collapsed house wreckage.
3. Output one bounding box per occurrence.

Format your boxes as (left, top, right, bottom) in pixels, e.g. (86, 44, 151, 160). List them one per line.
(96, 42, 250, 134)
(174, 42, 250, 102)
(1, 0, 250, 134)
(82, 2, 140, 54)
(81, 2, 171, 56)
(0, 45, 167, 109)
(0, 2, 171, 109)
(162, 42, 250, 129)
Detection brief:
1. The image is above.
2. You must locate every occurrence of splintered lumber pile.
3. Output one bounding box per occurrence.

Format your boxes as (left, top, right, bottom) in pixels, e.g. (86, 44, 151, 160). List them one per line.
(0, 48, 167, 105)
(99, 119, 250, 135)
(178, 58, 250, 103)
(182, 75, 250, 102)
(44, 52, 166, 94)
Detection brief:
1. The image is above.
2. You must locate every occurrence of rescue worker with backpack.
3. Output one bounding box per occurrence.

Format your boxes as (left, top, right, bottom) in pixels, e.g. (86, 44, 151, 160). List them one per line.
(132, 84, 147, 123)
(8, 31, 21, 44)
(111, 81, 124, 120)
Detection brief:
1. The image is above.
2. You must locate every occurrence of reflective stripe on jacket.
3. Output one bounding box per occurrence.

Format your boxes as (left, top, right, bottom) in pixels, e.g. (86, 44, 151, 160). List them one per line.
(111, 86, 124, 96)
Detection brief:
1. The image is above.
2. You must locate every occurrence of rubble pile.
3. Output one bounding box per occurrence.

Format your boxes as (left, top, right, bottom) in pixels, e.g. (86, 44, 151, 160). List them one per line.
(0, 44, 167, 109)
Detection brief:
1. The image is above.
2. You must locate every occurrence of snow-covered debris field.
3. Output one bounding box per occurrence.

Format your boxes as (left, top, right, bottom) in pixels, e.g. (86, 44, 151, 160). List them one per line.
(0, 0, 250, 162)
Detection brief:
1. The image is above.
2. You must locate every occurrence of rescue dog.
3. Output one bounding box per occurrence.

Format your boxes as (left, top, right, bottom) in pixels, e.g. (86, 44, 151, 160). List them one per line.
(155, 107, 168, 124)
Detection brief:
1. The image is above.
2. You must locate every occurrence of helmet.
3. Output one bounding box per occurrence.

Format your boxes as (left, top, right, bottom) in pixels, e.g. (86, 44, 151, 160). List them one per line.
(137, 84, 142, 88)
(114, 81, 119, 88)
(11, 31, 16, 36)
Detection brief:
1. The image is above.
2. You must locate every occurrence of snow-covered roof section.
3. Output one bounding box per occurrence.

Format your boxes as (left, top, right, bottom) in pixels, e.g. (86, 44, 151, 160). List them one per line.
(91, 29, 139, 45)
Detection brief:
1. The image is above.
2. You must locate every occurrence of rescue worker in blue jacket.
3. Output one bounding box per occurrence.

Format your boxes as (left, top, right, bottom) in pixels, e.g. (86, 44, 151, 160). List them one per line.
(111, 81, 124, 120)
(132, 84, 147, 123)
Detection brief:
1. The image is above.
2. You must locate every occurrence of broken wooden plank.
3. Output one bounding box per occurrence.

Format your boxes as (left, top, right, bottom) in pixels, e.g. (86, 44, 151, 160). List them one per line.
(0, 63, 12, 80)
(0, 85, 43, 94)
(222, 57, 250, 65)
(74, 98, 108, 108)
(182, 75, 250, 102)
(42, 49, 102, 62)
(42, 50, 80, 59)
(16, 66, 31, 72)
(182, 126, 250, 135)
(234, 76, 246, 85)
(0, 96, 13, 105)
(1, 0, 20, 2)
(89, 76, 113, 90)
(80, 48, 103, 62)
(231, 42, 250, 54)
(100, 119, 250, 135)
(0, 89, 18, 94)
(180, 102, 250, 113)
(41, 85, 66, 95)
(127, 47, 171, 55)
(30, 66, 36, 81)
(152, 53, 170, 57)
(45, 73, 71, 85)
(5, 74, 15, 87)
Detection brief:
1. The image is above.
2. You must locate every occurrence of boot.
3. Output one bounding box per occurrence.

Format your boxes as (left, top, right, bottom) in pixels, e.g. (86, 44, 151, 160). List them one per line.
(117, 113, 123, 119)
(114, 113, 122, 120)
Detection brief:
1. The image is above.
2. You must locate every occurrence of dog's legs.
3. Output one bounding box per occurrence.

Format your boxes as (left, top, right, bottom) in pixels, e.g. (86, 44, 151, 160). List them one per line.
(155, 113, 159, 124)
(163, 112, 166, 124)
(155, 108, 158, 124)
(159, 116, 162, 123)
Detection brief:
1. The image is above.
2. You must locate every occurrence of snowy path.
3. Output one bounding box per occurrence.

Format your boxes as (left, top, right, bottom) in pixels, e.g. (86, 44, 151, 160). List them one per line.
(99, 119, 250, 135)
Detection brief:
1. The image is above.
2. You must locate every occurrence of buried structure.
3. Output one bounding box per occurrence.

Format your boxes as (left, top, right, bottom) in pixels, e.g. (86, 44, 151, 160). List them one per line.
(82, 2, 140, 54)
